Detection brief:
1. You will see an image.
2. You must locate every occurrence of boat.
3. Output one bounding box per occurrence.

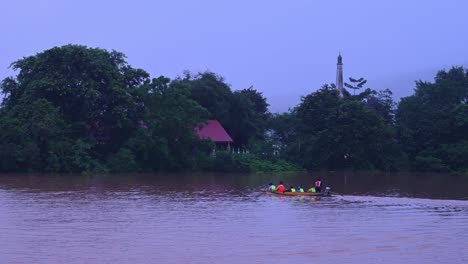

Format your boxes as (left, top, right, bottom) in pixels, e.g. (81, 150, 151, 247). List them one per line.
(263, 190, 332, 197)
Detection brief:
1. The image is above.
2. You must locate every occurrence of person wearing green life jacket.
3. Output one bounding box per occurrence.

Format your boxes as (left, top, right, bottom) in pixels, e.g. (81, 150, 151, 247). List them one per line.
(308, 187, 316, 193)
(298, 186, 304, 192)
(268, 183, 276, 192)
(285, 186, 296, 192)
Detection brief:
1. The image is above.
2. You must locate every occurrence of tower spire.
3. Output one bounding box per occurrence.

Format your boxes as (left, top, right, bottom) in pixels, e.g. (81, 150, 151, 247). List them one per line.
(336, 52, 344, 97)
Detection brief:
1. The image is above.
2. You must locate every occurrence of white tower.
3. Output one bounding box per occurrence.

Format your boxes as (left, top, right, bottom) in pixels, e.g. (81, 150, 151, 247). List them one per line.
(336, 53, 344, 97)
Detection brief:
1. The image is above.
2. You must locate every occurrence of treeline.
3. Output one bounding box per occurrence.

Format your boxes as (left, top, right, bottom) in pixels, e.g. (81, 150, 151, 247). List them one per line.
(0, 45, 467, 173)
(0, 45, 293, 172)
(271, 68, 468, 173)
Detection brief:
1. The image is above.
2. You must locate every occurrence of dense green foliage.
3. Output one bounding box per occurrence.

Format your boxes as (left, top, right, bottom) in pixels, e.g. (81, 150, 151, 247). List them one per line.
(0, 45, 276, 172)
(267, 69, 467, 173)
(0, 45, 467, 173)
(396, 67, 468, 173)
(179, 73, 270, 147)
(194, 152, 300, 173)
(270, 84, 405, 171)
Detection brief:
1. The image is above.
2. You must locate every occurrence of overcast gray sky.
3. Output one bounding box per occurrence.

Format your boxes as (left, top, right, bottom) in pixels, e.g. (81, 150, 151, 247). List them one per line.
(1, 0, 467, 112)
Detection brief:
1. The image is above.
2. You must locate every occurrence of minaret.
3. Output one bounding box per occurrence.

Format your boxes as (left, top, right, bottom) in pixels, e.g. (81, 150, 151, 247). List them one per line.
(336, 53, 344, 97)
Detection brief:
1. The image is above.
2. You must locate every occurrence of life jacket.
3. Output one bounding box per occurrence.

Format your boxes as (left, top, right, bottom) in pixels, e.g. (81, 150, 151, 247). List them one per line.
(291, 188, 296, 192)
(315, 180, 321, 187)
(276, 185, 285, 192)
(269, 185, 276, 191)
(299, 188, 304, 192)
(308, 187, 316, 193)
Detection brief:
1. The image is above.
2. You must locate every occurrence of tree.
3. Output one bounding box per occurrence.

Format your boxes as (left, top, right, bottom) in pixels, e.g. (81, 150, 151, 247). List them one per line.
(294, 85, 397, 170)
(396, 67, 468, 172)
(344, 77, 367, 96)
(268, 111, 299, 158)
(356, 88, 396, 125)
(181, 72, 270, 148)
(141, 76, 208, 170)
(182, 72, 232, 125)
(239, 87, 270, 120)
(232, 87, 270, 147)
(0, 45, 150, 171)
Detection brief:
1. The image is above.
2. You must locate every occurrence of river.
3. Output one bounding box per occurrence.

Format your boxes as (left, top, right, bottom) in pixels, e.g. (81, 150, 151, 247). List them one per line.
(1, 172, 467, 263)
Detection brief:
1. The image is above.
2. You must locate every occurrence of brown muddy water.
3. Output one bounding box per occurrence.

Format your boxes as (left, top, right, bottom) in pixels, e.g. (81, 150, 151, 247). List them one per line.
(1, 172, 467, 263)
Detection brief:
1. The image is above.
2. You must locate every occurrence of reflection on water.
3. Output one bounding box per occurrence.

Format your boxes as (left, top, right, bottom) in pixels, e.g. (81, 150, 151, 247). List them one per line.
(0, 173, 467, 264)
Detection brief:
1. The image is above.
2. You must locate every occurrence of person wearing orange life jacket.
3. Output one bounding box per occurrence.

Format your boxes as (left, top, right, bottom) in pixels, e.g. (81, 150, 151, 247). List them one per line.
(314, 178, 322, 193)
(276, 181, 285, 192)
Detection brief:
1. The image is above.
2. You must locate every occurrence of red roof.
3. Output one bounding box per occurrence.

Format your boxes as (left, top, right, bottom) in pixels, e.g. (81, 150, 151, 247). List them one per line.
(195, 120, 233, 143)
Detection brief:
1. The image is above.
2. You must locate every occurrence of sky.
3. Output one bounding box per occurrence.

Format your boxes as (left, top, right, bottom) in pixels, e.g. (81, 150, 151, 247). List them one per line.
(1, 0, 467, 112)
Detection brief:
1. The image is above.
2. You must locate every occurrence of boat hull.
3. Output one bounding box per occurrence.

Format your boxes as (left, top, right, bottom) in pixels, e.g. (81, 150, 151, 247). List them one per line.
(263, 191, 332, 197)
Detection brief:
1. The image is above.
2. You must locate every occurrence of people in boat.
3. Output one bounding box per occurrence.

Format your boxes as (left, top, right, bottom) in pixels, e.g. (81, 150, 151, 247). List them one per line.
(276, 181, 285, 192)
(315, 178, 322, 193)
(298, 186, 304, 192)
(268, 183, 276, 192)
(308, 187, 316, 193)
(285, 186, 296, 192)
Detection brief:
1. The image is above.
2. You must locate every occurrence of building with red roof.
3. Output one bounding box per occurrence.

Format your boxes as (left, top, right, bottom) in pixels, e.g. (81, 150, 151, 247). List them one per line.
(195, 120, 233, 143)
